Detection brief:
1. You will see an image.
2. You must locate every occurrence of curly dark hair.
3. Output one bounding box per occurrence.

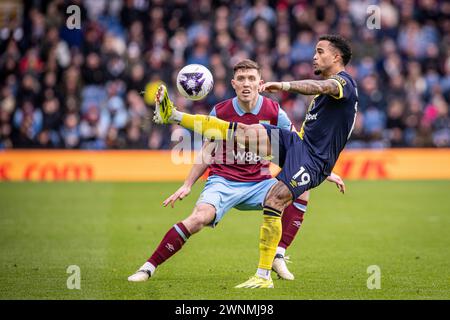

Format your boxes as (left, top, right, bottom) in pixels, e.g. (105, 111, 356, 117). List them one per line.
(318, 34, 352, 66)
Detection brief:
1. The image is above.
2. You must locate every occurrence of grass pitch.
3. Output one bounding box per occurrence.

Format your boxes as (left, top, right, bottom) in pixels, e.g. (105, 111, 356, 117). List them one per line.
(0, 180, 450, 300)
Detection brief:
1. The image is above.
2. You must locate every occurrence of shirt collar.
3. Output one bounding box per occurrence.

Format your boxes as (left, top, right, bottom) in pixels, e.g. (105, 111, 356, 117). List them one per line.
(232, 95, 263, 116)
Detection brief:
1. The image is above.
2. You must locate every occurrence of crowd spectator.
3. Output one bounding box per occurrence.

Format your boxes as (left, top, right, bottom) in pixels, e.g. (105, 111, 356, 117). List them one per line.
(0, 0, 449, 150)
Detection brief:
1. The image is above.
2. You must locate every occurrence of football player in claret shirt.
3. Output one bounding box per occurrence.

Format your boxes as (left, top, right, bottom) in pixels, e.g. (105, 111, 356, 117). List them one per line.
(128, 59, 345, 283)
(153, 35, 358, 288)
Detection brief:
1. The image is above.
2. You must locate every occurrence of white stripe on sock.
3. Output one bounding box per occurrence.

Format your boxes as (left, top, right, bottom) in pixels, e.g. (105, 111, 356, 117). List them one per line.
(174, 224, 188, 241)
(276, 246, 286, 256)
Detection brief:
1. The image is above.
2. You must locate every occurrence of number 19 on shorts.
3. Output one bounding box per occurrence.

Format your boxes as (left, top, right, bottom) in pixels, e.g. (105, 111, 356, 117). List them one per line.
(290, 166, 310, 188)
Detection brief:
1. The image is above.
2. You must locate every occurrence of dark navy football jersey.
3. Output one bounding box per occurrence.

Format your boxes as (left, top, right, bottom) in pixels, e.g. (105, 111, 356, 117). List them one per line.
(298, 70, 358, 175)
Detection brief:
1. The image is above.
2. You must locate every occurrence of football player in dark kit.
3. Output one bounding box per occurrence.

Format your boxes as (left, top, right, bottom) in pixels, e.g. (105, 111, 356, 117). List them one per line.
(154, 34, 358, 288)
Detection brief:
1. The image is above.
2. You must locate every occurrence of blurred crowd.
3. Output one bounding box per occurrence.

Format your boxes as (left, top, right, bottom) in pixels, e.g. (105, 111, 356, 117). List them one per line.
(0, 0, 449, 150)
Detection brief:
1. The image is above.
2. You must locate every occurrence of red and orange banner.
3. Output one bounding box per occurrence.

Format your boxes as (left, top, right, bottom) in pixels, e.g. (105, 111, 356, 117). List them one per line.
(0, 150, 194, 182)
(0, 149, 449, 182)
(333, 149, 450, 180)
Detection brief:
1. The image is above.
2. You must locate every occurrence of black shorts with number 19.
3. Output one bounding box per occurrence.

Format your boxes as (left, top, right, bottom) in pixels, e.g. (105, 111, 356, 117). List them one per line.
(262, 123, 328, 199)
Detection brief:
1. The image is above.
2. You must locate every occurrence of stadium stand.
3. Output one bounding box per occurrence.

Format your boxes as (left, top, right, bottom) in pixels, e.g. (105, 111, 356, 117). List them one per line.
(0, 0, 449, 150)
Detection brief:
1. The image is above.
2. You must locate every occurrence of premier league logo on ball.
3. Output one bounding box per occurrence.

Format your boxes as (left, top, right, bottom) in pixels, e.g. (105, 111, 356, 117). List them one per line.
(178, 73, 205, 97)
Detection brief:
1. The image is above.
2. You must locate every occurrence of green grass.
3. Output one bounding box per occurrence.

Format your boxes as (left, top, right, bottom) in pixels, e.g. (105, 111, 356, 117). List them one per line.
(1, 181, 450, 300)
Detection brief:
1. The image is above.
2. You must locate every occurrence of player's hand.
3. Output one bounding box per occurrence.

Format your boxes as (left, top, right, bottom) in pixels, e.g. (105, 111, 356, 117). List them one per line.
(163, 184, 192, 208)
(260, 82, 283, 93)
(326, 172, 346, 194)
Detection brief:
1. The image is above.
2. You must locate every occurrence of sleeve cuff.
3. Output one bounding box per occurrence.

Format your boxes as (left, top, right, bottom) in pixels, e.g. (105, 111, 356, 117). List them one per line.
(329, 78, 344, 100)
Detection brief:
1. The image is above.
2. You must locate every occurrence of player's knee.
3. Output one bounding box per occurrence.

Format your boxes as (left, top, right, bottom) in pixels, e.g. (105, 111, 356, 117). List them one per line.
(264, 183, 292, 211)
(236, 123, 249, 131)
(235, 123, 261, 137)
(185, 204, 215, 234)
(264, 195, 285, 211)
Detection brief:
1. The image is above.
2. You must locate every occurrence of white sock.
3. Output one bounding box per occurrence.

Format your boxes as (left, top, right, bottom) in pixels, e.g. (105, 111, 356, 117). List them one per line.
(256, 268, 271, 280)
(276, 247, 286, 256)
(140, 262, 156, 275)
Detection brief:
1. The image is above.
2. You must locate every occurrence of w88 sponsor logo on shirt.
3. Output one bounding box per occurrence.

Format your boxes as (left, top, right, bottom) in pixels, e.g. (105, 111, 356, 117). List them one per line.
(232, 150, 261, 163)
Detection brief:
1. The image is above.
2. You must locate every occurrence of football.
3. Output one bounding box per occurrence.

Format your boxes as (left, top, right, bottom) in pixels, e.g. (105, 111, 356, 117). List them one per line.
(176, 64, 214, 101)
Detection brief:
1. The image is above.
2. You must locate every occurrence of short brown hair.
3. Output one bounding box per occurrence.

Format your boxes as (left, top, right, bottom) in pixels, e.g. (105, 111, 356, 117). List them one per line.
(233, 59, 261, 76)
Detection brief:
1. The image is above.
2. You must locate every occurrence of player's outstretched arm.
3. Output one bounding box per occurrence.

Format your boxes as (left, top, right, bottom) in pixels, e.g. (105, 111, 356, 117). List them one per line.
(326, 172, 346, 194)
(163, 141, 216, 208)
(261, 79, 340, 97)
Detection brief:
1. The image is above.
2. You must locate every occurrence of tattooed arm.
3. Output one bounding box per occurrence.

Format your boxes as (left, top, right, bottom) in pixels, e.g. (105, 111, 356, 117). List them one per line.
(287, 79, 340, 96)
(261, 79, 341, 97)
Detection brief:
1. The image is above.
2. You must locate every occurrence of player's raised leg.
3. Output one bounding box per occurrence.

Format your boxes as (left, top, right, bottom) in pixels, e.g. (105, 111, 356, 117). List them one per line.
(153, 84, 271, 157)
(128, 204, 215, 282)
(153, 84, 233, 139)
